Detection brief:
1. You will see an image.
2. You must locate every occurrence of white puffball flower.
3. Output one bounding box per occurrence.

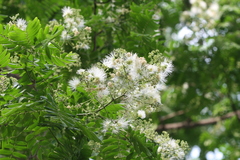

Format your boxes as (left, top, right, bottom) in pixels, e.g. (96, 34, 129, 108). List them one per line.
(156, 83, 166, 91)
(102, 52, 116, 68)
(77, 69, 85, 75)
(191, 6, 203, 15)
(199, 1, 207, 9)
(137, 110, 146, 119)
(161, 58, 173, 74)
(61, 30, 72, 40)
(189, 0, 197, 4)
(64, 17, 74, 26)
(147, 64, 158, 74)
(157, 146, 162, 153)
(177, 150, 185, 159)
(168, 139, 177, 148)
(76, 18, 85, 28)
(87, 66, 106, 82)
(140, 85, 161, 103)
(62, 6, 73, 17)
(97, 84, 110, 98)
(16, 18, 27, 31)
(116, 118, 129, 129)
(82, 44, 90, 50)
(69, 77, 80, 90)
(102, 119, 111, 133)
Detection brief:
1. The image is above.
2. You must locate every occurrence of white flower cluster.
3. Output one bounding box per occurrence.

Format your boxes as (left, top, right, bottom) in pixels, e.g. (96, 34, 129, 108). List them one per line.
(180, 0, 220, 30)
(8, 14, 27, 31)
(69, 48, 173, 130)
(102, 118, 130, 133)
(68, 49, 188, 157)
(95, 1, 130, 25)
(131, 120, 188, 159)
(154, 131, 187, 160)
(16, 18, 27, 31)
(61, 6, 91, 50)
(179, 0, 220, 45)
(70, 49, 172, 112)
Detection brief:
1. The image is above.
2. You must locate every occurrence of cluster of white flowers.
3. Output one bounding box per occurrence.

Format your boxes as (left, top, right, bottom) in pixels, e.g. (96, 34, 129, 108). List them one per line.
(70, 49, 173, 116)
(180, 0, 220, 30)
(61, 6, 91, 50)
(130, 119, 188, 160)
(95, 1, 130, 25)
(8, 14, 27, 31)
(155, 133, 186, 159)
(179, 0, 220, 45)
(68, 49, 188, 157)
(102, 118, 130, 133)
(16, 18, 27, 31)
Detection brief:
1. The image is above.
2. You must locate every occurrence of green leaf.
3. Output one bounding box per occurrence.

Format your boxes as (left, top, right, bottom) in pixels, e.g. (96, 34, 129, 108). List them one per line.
(48, 25, 64, 41)
(8, 28, 28, 46)
(100, 104, 125, 118)
(102, 145, 118, 153)
(131, 134, 153, 158)
(0, 150, 12, 155)
(37, 148, 43, 160)
(0, 158, 16, 160)
(12, 152, 27, 159)
(104, 104, 125, 112)
(102, 137, 128, 146)
(18, 72, 32, 85)
(25, 133, 35, 141)
(0, 49, 10, 67)
(51, 56, 66, 66)
(26, 17, 41, 45)
(36, 28, 45, 43)
(76, 123, 101, 142)
(44, 46, 51, 58)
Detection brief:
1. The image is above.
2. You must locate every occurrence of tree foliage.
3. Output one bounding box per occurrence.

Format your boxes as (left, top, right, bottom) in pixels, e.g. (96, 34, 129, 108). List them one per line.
(0, 0, 240, 159)
(0, 1, 189, 160)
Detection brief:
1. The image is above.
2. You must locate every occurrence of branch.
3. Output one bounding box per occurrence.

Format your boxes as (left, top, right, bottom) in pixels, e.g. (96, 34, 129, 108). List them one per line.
(159, 110, 185, 121)
(76, 93, 126, 116)
(156, 110, 240, 131)
(225, 72, 240, 122)
(1, 73, 20, 79)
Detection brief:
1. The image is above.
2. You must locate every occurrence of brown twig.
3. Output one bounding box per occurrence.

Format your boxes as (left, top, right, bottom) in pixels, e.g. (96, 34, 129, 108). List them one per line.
(160, 110, 185, 122)
(77, 93, 126, 116)
(156, 110, 240, 131)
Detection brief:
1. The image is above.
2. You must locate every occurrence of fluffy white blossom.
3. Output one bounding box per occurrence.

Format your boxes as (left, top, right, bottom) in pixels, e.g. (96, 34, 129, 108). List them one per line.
(16, 18, 27, 31)
(61, 30, 72, 40)
(168, 139, 177, 148)
(82, 44, 90, 50)
(76, 18, 85, 28)
(102, 52, 116, 68)
(199, 1, 207, 9)
(161, 58, 173, 75)
(126, 53, 146, 80)
(69, 77, 80, 90)
(180, 0, 221, 45)
(96, 84, 110, 98)
(102, 118, 129, 133)
(147, 64, 158, 74)
(60, 6, 91, 50)
(68, 49, 187, 158)
(77, 69, 85, 75)
(137, 110, 146, 119)
(87, 66, 106, 82)
(116, 118, 129, 129)
(140, 84, 161, 103)
(62, 6, 73, 17)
